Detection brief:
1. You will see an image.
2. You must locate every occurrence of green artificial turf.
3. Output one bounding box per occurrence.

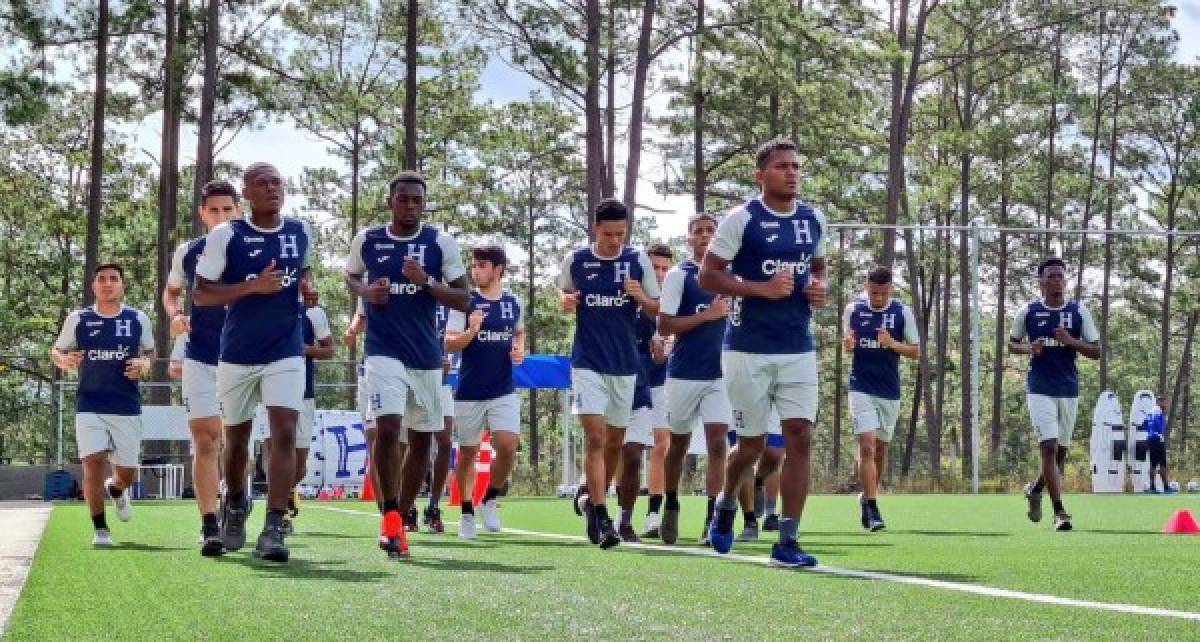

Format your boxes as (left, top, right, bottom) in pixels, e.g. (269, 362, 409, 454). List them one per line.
(6, 494, 1199, 640)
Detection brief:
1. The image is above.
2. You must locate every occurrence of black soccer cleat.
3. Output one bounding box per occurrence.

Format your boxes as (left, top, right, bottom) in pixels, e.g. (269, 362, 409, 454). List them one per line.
(618, 521, 640, 543)
(252, 524, 290, 563)
(405, 506, 419, 533)
(867, 504, 886, 532)
(763, 514, 780, 531)
(219, 492, 251, 552)
(584, 503, 601, 545)
(858, 493, 869, 530)
(200, 533, 226, 558)
(598, 516, 621, 550)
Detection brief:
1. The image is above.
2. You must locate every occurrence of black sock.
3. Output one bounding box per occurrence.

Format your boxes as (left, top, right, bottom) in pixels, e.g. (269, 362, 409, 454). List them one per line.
(706, 496, 716, 521)
(1051, 499, 1065, 514)
(1031, 477, 1045, 494)
(743, 511, 757, 526)
(866, 499, 879, 510)
(482, 486, 500, 504)
(461, 500, 474, 515)
(91, 512, 108, 531)
(648, 494, 663, 515)
(592, 502, 610, 522)
(266, 509, 285, 528)
(202, 512, 219, 536)
(383, 499, 400, 513)
(107, 482, 123, 499)
(665, 492, 680, 511)
(754, 477, 765, 489)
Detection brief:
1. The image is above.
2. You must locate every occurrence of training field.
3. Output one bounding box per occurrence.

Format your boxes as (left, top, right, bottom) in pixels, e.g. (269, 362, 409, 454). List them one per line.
(6, 494, 1200, 640)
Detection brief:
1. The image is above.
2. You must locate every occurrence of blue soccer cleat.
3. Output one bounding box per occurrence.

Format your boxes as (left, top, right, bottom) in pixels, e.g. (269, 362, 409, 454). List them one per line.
(769, 540, 817, 568)
(708, 507, 736, 554)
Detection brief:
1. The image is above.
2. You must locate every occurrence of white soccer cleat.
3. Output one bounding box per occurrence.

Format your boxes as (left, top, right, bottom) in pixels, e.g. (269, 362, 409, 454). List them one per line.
(480, 499, 501, 532)
(93, 529, 113, 547)
(459, 513, 478, 540)
(107, 478, 132, 522)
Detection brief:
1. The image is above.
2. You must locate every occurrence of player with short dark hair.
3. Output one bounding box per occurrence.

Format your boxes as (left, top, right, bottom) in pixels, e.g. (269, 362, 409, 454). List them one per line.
(445, 244, 526, 538)
(162, 179, 241, 556)
(194, 163, 315, 563)
(841, 266, 919, 531)
(52, 263, 155, 546)
(639, 243, 673, 538)
(345, 172, 470, 558)
(1146, 396, 1171, 493)
(559, 198, 660, 549)
(1010, 258, 1101, 531)
(699, 138, 828, 568)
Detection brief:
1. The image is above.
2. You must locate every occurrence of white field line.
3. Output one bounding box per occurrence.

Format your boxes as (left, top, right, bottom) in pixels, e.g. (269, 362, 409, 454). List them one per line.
(309, 504, 1200, 622)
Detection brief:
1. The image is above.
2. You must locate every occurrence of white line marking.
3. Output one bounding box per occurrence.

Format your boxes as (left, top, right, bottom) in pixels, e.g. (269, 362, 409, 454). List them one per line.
(309, 504, 1200, 621)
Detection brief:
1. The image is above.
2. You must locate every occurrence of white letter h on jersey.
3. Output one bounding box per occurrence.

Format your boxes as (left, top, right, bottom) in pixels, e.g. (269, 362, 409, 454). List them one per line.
(114, 319, 131, 337)
(500, 301, 514, 319)
(406, 244, 427, 266)
(1059, 312, 1073, 329)
(792, 219, 813, 245)
(613, 261, 632, 283)
(279, 234, 299, 259)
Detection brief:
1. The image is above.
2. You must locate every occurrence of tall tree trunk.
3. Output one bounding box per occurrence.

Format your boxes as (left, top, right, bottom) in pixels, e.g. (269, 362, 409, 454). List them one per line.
(192, 0, 219, 236)
(156, 0, 186, 384)
(903, 211, 939, 480)
(1075, 8, 1107, 300)
(403, 0, 418, 170)
(692, 0, 705, 213)
(990, 143, 1010, 456)
(1167, 310, 1198, 446)
(957, 32, 974, 479)
(1099, 30, 1127, 391)
(1044, 28, 1061, 257)
(527, 186, 540, 468)
(604, 1, 616, 197)
(584, 0, 604, 226)
(934, 216, 951, 478)
(1157, 177, 1179, 395)
(83, 0, 110, 306)
(622, 0, 656, 222)
(348, 130, 362, 369)
(831, 231, 846, 475)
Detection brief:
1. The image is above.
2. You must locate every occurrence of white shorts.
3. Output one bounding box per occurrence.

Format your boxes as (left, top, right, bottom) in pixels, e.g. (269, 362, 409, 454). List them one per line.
(723, 351, 818, 437)
(665, 377, 733, 434)
(364, 356, 441, 432)
(623, 406, 654, 447)
(850, 391, 902, 442)
(297, 398, 317, 448)
(649, 386, 668, 430)
(441, 385, 455, 419)
(455, 393, 521, 446)
(1027, 394, 1079, 445)
(181, 359, 220, 421)
(355, 363, 375, 430)
(76, 413, 142, 467)
(571, 369, 636, 428)
(217, 357, 305, 426)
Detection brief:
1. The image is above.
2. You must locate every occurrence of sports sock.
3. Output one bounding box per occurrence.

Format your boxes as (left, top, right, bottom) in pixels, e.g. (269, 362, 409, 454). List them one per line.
(743, 511, 757, 527)
(753, 483, 766, 516)
(202, 512, 219, 537)
(765, 497, 777, 517)
(647, 494, 663, 515)
(1031, 476, 1045, 494)
(620, 509, 633, 528)
(778, 517, 799, 544)
(665, 492, 680, 511)
(461, 500, 474, 515)
(107, 482, 123, 499)
(591, 501, 611, 522)
(383, 499, 400, 513)
(715, 493, 738, 512)
(482, 486, 500, 504)
(1051, 499, 1065, 514)
(866, 499, 879, 511)
(427, 494, 440, 511)
(266, 509, 285, 528)
(91, 512, 108, 531)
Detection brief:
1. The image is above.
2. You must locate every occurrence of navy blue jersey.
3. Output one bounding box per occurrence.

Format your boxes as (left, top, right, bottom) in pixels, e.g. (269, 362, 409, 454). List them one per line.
(346, 224, 465, 370)
(302, 306, 331, 400)
(55, 306, 154, 415)
(635, 311, 666, 388)
(558, 246, 660, 376)
(660, 259, 725, 381)
(168, 237, 226, 366)
(449, 290, 523, 401)
(1011, 299, 1099, 397)
(708, 199, 827, 354)
(195, 217, 312, 365)
(843, 298, 918, 400)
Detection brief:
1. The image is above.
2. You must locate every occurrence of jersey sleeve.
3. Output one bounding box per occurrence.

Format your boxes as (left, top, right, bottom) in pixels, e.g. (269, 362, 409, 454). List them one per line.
(1009, 304, 1030, 342)
(813, 208, 829, 258)
(345, 229, 367, 276)
(307, 306, 332, 341)
(707, 207, 749, 262)
(195, 223, 234, 282)
(53, 311, 81, 351)
(659, 267, 686, 316)
(1078, 303, 1100, 343)
(636, 250, 661, 299)
(170, 334, 187, 361)
(557, 251, 576, 291)
(437, 232, 467, 283)
(841, 302, 855, 335)
(355, 294, 365, 317)
(167, 242, 190, 289)
(136, 309, 156, 352)
(901, 304, 919, 344)
(301, 220, 315, 270)
(511, 293, 526, 331)
(445, 308, 466, 333)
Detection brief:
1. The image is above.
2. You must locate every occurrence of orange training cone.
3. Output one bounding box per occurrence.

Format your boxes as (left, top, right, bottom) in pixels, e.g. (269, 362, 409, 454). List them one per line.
(1162, 509, 1200, 534)
(361, 457, 375, 502)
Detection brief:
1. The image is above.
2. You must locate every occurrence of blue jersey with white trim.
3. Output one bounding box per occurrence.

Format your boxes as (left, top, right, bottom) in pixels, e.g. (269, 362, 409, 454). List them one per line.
(635, 311, 666, 388)
(559, 246, 659, 376)
(454, 290, 522, 401)
(846, 299, 912, 400)
(710, 199, 825, 354)
(58, 306, 153, 416)
(175, 238, 225, 366)
(196, 218, 310, 365)
(662, 259, 725, 381)
(1011, 299, 1099, 398)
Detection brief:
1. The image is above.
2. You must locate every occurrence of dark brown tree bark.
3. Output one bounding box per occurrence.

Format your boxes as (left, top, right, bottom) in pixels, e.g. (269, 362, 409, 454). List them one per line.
(584, 0, 604, 227)
(83, 0, 109, 306)
(192, 0, 219, 236)
(622, 0, 657, 219)
(692, 0, 706, 214)
(403, 0, 418, 170)
(1099, 27, 1128, 391)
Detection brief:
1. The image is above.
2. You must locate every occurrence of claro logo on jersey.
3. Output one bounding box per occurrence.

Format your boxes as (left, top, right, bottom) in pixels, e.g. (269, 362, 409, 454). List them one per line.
(477, 329, 514, 342)
(584, 292, 629, 307)
(761, 253, 813, 277)
(87, 346, 130, 362)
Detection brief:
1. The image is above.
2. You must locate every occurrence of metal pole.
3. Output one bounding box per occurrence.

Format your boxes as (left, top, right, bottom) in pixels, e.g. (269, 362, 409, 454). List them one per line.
(56, 383, 64, 469)
(969, 220, 982, 494)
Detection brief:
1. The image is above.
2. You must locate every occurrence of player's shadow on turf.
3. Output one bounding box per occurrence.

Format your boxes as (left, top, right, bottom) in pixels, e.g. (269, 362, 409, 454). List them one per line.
(218, 557, 392, 583)
(110, 543, 188, 552)
(405, 558, 553, 574)
(297, 531, 363, 540)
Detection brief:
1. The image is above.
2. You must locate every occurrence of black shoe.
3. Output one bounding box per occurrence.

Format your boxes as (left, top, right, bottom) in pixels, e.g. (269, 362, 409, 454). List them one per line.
(584, 503, 601, 545)
(405, 507, 419, 532)
(425, 506, 445, 534)
(252, 524, 290, 563)
(200, 534, 226, 558)
(572, 485, 587, 516)
(858, 493, 869, 530)
(867, 505, 886, 532)
(618, 522, 640, 543)
(219, 492, 251, 552)
(763, 514, 780, 531)
(598, 516, 621, 549)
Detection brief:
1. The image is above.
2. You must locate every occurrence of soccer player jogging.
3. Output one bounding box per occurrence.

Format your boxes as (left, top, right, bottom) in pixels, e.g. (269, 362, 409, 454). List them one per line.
(558, 199, 660, 549)
(613, 310, 660, 543)
(421, 302, 456, 535)
(52, 264, 155, 547)
(344, 171, 470, 558)
(640, 244, 673, 539)
(444, 245, 526, 539)
(162, 179, 240, 556)
(840, 266, 919, 531)
(656, 214, 731, 545)
(194, 163, 314, 563)
(699, 138, 828, 568)
(1009, 258, 1101, 531)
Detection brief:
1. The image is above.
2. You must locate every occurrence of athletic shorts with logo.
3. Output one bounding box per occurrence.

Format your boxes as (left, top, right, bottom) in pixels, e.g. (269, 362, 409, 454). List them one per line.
(455, 392, 520, 447)
(723, 350, 818, 437)
(571, 368, 635, 428)
(1027, 394, 1078, 444)
(217, 357, 306, 426)
(182, 358, 220, 421)
(665, 377, 732, 434)
(364, 355, 441, 432)
(76, 413, 143, 467)
(849, 391, 902, 442)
